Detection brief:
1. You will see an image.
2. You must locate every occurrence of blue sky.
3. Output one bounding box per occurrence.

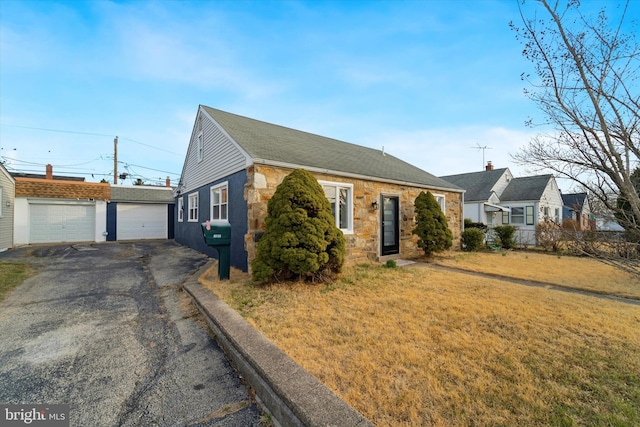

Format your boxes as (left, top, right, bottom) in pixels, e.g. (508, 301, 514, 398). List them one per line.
(0, 0, 631, 188)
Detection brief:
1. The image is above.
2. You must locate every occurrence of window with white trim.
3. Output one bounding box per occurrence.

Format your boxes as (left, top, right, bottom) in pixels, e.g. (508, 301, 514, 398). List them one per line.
(188, 192, 199, 222)
(320, 181, 353, 233)
(197, 131, 204, 162)
(177, 197, 184, 222)
(433, 194, 446, 213)
(210, 183, 228, 221)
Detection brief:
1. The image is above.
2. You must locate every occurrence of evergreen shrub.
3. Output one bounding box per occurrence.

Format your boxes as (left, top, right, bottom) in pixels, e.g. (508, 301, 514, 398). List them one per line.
(251, 169, 345, 283)
(461, 228, 485, 251)
(494, 225, 517, 249)
(412, 191, 453, 256)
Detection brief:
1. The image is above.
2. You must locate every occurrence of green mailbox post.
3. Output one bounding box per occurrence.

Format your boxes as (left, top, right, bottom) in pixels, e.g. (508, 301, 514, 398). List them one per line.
(201, 220, 231, 280)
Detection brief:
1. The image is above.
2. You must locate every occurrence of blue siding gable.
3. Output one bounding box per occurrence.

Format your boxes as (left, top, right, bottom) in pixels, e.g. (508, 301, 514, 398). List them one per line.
(175, 169, 249, 271)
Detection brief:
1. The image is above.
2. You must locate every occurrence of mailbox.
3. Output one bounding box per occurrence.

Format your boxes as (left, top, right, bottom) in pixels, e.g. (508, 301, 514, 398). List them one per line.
(201, 220, 231, 280)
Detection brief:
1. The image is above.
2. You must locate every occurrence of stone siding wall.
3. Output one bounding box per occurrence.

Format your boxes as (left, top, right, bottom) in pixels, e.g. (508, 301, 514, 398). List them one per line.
(244, 165, 462, 269)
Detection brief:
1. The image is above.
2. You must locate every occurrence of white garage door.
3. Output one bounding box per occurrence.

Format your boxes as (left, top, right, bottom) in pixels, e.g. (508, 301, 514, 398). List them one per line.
(117, 204, 168, 240)
(30, 203, 96, 244)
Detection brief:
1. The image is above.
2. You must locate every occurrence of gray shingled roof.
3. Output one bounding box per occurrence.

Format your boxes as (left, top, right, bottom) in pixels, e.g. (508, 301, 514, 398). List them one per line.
(202, 106, 461, 191)
(500, 175, 553, 202)
(439, 168, 508, 202)
(562, 193, 587, 209)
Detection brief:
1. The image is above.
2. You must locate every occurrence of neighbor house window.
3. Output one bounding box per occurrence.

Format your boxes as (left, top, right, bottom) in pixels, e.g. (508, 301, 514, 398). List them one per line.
(511, 207, 525, 224)
(543, 206, 550, 221)
(526, 206, 534, 225)
(502, 209, 510, 224)
(320, 181, 353, 233)
(188, 192, 199, 222)
(197, 131, 204, 162)
(555, 208, 561, 224)
(210, 183, 228, 221)
(178, 197, 184, 222)
(0, 188, 2, 217)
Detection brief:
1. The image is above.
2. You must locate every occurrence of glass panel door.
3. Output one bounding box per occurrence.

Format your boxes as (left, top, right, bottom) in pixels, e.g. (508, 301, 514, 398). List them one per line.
(381, 196, 399, 255)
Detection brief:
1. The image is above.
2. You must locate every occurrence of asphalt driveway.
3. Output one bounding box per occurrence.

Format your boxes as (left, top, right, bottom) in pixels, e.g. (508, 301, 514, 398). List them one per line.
(0, 241, 262, 426)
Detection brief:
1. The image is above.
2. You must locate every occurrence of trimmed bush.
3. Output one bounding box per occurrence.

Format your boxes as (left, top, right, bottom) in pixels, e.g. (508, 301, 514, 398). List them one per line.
(412, 191, 453, 256)
(461, 228, 485, 251)
(494, 225, 517, 249)
(251, 169, 345, 283)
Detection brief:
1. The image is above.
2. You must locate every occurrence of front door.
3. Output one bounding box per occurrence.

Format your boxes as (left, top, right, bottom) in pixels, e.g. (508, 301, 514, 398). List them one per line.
(381, 196, 399, 256)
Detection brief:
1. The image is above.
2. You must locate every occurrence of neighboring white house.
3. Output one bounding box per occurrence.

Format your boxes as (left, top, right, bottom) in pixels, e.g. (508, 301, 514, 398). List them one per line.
(441, 162, 565, 245)
(0, 162, 16, 251)
(440, 164, 513, 226)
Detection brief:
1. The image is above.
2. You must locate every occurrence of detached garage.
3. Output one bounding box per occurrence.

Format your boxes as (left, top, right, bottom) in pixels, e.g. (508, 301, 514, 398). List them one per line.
(29, 201, 96, 243)
(14, 166, 110, 246)
(107, 184, 175, 241)
(116, 203, 168, 240)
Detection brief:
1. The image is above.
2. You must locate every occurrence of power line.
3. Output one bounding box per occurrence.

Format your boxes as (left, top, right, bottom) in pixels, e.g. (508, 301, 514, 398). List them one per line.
(2, 124, 113, 137)
(1, 123, 183, 155)
(118, 161, 180, 176)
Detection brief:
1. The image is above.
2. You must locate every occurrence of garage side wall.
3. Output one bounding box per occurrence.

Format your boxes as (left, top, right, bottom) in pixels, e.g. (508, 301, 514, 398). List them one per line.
(14, 198, 28, 245)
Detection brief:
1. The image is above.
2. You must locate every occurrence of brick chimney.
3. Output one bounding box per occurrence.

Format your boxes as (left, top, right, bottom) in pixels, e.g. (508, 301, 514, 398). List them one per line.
(485, 161, 494, 171)
(165, 176, 171, 187)
(46, 164, 53, 180)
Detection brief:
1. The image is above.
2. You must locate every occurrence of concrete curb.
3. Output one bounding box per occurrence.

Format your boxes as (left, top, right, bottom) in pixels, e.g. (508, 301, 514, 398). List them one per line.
(183, 266, 373, 427)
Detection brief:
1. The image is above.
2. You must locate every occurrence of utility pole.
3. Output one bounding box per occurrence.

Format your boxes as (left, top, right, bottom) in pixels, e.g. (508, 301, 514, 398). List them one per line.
(114, 136, 118, 184)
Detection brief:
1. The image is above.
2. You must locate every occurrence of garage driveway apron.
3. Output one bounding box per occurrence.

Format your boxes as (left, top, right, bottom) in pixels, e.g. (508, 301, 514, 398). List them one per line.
(0, 241, 261, 426)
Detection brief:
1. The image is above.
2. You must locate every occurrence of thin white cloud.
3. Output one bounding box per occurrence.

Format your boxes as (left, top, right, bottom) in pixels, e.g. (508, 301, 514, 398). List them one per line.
(360, 126, 538, 178)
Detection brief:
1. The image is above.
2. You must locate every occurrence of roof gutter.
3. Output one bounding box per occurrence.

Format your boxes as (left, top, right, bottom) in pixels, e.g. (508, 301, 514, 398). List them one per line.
(251, 158, 465, 194)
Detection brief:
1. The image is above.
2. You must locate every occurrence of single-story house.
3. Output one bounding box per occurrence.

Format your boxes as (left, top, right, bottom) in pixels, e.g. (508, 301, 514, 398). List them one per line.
(107, 180, 175, 241)
(14, 165, 110, 245)
(0, 162, 16, 251)
(175, 105, 464, 272)
(441, 162, 564, 245)
(562, 192, 594, 230)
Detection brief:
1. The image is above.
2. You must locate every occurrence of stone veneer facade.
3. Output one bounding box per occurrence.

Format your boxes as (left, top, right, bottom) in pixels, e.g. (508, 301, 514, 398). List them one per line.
(244, 165, 462, 268)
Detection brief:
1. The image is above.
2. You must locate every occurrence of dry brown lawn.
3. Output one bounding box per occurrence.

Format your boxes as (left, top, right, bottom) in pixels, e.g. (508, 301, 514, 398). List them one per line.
(432, 250, 640, 299)
(200, 253, 640, 426)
